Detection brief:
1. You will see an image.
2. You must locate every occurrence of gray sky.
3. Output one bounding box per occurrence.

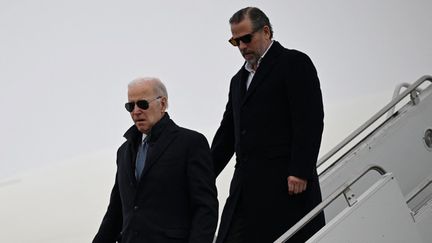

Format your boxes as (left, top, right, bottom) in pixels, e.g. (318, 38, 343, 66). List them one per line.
(1, 0, 431, 178)
(1, 1, 431, 241)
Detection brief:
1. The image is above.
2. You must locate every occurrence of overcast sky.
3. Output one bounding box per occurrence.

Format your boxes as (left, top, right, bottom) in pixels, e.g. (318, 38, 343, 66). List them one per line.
(1, 1, 431, 241)
(1, 0, 431, 178)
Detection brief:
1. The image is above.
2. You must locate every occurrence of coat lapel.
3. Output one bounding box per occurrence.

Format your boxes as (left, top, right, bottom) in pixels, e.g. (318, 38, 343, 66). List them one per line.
(125, 144, 138, 185)
(139, 120, 178, 178)
(241, 41, 283, 107)
(122, 125, 141, 186)
(232, 68, 248, 110)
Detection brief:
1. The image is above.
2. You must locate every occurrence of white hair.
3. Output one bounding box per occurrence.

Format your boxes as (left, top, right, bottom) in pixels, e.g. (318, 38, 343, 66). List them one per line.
(128, 77, 168, 98)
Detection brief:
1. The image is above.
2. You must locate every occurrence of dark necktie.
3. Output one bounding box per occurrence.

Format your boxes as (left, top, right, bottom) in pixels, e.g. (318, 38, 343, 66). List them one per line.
(135, 138, 148, 180)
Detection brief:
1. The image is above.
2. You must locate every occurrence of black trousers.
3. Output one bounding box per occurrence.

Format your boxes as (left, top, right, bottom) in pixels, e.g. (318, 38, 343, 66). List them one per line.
(224, 198, 247, 243)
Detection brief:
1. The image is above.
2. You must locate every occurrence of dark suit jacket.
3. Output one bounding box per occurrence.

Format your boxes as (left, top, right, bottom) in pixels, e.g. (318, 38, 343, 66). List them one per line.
(94, 113, 218, 243)
(211, 41, 325, 243)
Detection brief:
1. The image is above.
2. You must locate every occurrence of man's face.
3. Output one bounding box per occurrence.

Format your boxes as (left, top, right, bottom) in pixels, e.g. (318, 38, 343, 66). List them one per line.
(127, 82, 166, 134)
(230, 17, 270, 67)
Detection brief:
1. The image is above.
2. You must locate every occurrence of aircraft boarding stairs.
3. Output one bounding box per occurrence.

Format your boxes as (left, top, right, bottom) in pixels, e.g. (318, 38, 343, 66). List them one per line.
(276, 75, 432, 243)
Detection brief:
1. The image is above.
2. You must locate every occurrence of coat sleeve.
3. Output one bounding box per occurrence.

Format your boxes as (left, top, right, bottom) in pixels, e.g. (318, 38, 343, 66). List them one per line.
(92, 172, 123, 243)
(187, 132, 219, 243)
(211, 85, 236, 176)
(286, 51, 324, 179)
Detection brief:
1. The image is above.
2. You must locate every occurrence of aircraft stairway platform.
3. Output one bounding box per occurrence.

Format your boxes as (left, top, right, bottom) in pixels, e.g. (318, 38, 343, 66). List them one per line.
(276, 75, 432, 242)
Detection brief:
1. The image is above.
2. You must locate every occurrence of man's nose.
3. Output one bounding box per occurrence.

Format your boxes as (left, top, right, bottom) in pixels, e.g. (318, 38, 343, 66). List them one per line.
(132, 104, 142, 113)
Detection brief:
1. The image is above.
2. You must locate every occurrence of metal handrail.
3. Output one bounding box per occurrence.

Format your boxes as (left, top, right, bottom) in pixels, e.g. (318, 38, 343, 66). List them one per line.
(387, 83, 423, 118)
(406, 175, 432, 206)
(318, 75, 432, 170)
(274, 165, 387, 243)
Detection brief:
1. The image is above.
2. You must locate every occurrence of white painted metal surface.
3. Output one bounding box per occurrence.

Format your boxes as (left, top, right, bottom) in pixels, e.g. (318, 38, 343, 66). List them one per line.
(319, 76, 432, 221)
(307, 174, 423, 243)
(414, 198, 432, 242)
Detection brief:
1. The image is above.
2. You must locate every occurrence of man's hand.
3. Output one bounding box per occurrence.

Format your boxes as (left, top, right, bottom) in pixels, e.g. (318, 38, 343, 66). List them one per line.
(287, 176, 307, 195)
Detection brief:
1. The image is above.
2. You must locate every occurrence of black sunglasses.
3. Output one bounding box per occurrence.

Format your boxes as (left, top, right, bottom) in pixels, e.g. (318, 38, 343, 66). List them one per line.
(228, 30, 258, 46)
(125, 96, 161, 112)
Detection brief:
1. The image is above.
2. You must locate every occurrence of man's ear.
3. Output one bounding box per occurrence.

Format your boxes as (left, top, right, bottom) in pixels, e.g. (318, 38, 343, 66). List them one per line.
(160, 96, 168, 111)
(263, 25, 271, 39)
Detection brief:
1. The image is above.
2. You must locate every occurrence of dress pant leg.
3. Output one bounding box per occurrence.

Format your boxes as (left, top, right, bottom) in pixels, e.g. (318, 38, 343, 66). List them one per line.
(223, 194, 248, 243)
(224, 214, 246, 243)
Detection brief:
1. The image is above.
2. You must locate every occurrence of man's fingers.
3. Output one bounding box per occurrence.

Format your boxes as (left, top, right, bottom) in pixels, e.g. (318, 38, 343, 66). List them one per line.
(287, 176, 307, 195)
(288, 182, 294, 195)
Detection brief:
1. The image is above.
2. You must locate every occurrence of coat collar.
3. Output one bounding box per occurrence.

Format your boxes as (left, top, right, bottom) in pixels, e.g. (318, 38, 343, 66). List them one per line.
(123, 112, 171, 144)
(123, 113, 179, 185)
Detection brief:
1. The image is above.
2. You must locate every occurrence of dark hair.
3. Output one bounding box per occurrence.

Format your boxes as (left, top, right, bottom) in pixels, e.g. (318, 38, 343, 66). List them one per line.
(229, 7, 273, 39)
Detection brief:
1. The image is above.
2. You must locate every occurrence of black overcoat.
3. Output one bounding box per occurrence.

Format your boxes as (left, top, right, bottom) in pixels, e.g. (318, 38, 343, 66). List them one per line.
(94, 114, 218, 243)
(211, 41, 325, 243)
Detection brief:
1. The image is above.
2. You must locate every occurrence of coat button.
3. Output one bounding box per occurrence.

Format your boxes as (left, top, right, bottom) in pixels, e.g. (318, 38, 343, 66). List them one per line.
(134, 206, 139, 211)
(241, 129, 246, 135)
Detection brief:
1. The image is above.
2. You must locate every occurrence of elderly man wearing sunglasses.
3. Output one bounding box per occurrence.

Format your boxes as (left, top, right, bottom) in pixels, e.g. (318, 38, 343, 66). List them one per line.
(93, 77, 218, 243)
(211, 7, 325, 243)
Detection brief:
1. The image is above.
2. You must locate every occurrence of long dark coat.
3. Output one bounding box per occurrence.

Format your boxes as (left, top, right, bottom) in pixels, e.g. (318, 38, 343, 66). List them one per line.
(93, 114, 218, 243)
(211, 41, 325, 243)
